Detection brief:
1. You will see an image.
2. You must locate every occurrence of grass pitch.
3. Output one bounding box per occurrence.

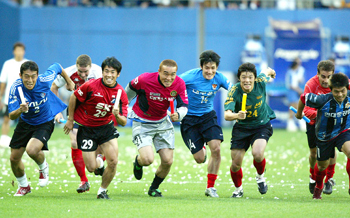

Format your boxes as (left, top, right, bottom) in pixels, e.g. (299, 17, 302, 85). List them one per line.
(1, 126, 350, 217)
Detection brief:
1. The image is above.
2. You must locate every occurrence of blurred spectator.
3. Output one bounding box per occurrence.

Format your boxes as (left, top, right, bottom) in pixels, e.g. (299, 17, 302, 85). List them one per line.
(276, 0, 295, 10)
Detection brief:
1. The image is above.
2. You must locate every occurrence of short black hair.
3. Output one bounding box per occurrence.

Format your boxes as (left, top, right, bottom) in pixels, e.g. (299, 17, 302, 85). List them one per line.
(317, 60, 334, 74)
(199, 50, 220, 67)
(237, 62, 257, 80)
(101, 57, 122, 73)
(329, 72, 349, 90)
(13, 42, 25, 51)
(20, 61, 39, 75)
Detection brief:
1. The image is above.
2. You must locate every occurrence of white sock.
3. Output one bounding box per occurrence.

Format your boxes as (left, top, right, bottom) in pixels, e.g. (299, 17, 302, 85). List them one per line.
(17, 174, 29, 187)
(96, 156, 104, 169)
(38, 159, 47, 170)
(98, 187, 107, 195)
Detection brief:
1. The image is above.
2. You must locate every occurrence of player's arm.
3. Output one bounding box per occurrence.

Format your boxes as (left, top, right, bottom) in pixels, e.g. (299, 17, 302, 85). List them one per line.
(59, 65, 75, 91)
(224, 86, 246, 121)
(259, 67, 276, 79)
(302, 84, 317, 120)
(170, 79, 188, 122)
(125, 82, 137, 102)
(113, 89, 128, 126)
(63, 93, 77, 135)
(8, 89, 29, 120)
(9, 103, 28, 120)
(296, 92, 325, 119)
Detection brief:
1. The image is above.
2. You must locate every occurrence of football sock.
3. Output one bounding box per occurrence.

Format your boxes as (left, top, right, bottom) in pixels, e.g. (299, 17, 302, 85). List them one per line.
(72, 148, 88, 182)
(346, 158, 350, 189)
(207, 174, 217, 188)
(230, 168, 243, 188)
(38, 158, 47, 170)
(98, 187, 107, 195)
(310, 167, 316, 181)
(17, 173, 29, 187)
(253, 158, 266, 175)
(325, 163, 336, 183)
(314, 163, 326, 189)
(150, 175, 164, 190)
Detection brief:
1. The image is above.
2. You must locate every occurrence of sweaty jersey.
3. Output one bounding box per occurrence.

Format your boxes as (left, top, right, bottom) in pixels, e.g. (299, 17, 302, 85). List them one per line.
(301, 91, 350, 141)
(179, 68, 232, 116)
(8, 63, 67, 125)
(129, 72, 188, 121)
(224, 73, 276, 127)
(54, 63, 102, 89)
(74, 78, 128, 127)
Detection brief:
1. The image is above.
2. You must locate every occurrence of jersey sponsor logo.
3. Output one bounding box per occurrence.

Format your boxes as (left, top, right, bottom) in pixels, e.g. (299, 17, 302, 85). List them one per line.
(324, 109, 350, 118)
(212, 84, 217, 90)
(256, 95, 262, 99)
(170, 90, 177, 97)
(40, 93, 46, 98)
(150, 92, 160, 97)
(28, 97, 48, 108)
(94, 92, 103, 97)
(192, 89, 217, 96)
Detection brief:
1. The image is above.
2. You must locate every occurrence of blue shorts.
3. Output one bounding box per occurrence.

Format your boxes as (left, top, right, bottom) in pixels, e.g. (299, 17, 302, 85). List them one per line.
(287, 89, 300, 103)
(316, 130, 350, 161)
(180, 110, 223, 154)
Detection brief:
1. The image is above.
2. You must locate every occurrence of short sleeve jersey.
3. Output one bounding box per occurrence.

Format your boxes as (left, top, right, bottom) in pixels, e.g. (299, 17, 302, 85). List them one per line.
(8, 63, 67, 125)
(179, 68, 232, 116)
(129, 72, 188, 121)
(73, 78, 128, 127)
(224, 74, 276, 127)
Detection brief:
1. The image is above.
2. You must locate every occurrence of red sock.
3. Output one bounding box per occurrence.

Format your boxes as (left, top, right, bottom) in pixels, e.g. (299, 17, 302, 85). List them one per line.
(207, 174, 217, 188)
(314, 163, 326, 189)
(72, 148, 88, 182)
(325, 163, 336, 183)
(253, 158, 266, 175)
(230, 168, 243, 188)
(346, 159, 350, 189)
(310, 167, 316, 180)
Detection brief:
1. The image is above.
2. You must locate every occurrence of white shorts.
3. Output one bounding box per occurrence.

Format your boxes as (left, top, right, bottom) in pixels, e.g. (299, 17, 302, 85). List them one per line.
(132, 117, 175, 152)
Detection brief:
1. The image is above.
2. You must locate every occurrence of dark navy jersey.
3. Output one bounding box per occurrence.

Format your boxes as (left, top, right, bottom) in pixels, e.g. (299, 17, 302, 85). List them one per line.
(304, 91, 350, 141)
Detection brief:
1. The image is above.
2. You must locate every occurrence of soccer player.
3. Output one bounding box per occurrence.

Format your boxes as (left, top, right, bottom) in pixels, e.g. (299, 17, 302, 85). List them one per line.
(302, 60, 338, 195)
(63, 57, 128, 200)
(295, 72, 350, 199)
(179, 50, 232, 197)
(51, 54, 102, 193)
(224, 63, 276, 198)
(0, 42, 28, 148)
(9, 61, 74, 196)
(125, 59, 188, 197)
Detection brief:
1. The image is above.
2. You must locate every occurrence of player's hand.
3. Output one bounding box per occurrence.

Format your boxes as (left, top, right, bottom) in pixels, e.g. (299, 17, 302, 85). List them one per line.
(170, 112, 179, 122)
(295, 112, 303, 120)
(19, 103, 29, 113)
(66, 81, 75, 91)
(112, 107, 120, 117)
(63, 120, 74, 135)
(267, 67, 276, 79)
(237, 111, 247, 120)
(55, 113, 64, 123)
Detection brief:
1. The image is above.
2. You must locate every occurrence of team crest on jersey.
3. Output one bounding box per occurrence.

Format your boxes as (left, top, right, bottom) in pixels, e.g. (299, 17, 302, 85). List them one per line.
(40, 93, 46, 98)
(212, 84, 217, 90)
(346, 102, 350, 109)
(74, 78, 80, 82)
(170, 91, 177, 97)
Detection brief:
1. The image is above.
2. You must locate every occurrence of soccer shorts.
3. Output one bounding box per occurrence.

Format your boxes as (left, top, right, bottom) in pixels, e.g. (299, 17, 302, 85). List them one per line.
(10, 118, 55, 150)
(306, 123, 316, 149)
(132, 117, 174, 152)
(315, 130, 350, 161)
(180, 110, 223, 154)
(230, 121, 273, 151)
(77, 122, 119, 152)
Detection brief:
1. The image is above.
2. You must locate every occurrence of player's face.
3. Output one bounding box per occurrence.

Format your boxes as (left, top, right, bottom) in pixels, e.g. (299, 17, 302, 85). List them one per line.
(201, 62, 217, 80)
(77, 64, 91, 81)
(332, 86, 348, 103)
(317, 70, 333, 88)
(239, 71, 255, 93)
(159, 65, 177, 87)
(102, 66, 119, 87)
(13, 47, 25, 61)
(20, 70, 38, 90)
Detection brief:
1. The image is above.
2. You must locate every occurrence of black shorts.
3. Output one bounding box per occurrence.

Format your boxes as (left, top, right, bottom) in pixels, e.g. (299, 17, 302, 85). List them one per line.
(66, 106, 79, 129)
(180, 110, 223, 154)
(316, 130, 350, 161)
(77, 122, 119, 152)
(230, 121, 273, 151)
(306, 123, 316, 149)
(9, 118, 55, 150)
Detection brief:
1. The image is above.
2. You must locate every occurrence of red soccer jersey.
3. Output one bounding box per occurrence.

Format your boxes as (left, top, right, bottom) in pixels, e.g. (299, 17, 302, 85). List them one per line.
(73, 78, 128, 127)
(130, 72, 188, 121)
(70, 72, 86, 89)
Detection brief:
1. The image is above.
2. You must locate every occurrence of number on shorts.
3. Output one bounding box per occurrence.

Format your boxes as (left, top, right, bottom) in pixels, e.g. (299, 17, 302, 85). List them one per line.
(81, 139, 93, 149)
(94, 110, 107, 117)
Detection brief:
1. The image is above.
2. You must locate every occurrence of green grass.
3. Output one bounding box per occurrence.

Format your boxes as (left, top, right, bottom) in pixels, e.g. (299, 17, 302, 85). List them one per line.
(1, 126, 350, 217)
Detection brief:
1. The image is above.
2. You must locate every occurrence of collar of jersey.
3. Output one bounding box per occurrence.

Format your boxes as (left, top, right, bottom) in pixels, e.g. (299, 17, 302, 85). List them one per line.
(101, 78, 118, 88)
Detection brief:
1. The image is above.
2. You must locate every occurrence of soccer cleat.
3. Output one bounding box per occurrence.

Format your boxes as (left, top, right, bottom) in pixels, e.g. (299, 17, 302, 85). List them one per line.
(97, 190, 110, 199)
(148, 188, 163, 197)
(14, 185, 31, 196)
(94, 154, 105, 176)
(39, 163, 49, 187)
(313, 187, 322, 199)
(133, 155, 143, 180)
(76, 181, 90, 193)
(309, 176, 316, 194)
(231, 186, 244, 198)
(323, 178, 335, 195)
(205, 187, 219, 197)
(256, 173, 268, 194)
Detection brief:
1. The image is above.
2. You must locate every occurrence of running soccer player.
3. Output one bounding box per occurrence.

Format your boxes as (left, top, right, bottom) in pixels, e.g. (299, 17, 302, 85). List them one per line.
(179, 50, 232, 197)
(302, 60, 338, 195)
(51, 54, 102, 193)
(9, 61, 74, 196)
(224, 63, 276, 198)
(296, 72, 350, 199)
(64, 57, 128, 200)
(125, 59, 188, 197)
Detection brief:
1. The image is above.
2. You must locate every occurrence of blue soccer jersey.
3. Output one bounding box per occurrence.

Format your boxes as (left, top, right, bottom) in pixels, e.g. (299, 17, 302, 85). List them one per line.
(8, 63, 67, 125)
(304, 91, 350, 141)
(179, 68, 232, 116)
